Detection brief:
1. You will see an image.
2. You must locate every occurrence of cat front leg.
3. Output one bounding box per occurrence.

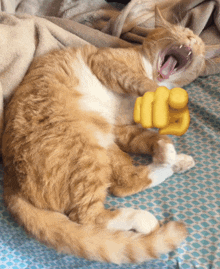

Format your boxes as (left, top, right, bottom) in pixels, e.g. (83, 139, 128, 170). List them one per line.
(88, 48, 158, 96)
(114, 124, 195, 171)
(114, 124, 176, 165)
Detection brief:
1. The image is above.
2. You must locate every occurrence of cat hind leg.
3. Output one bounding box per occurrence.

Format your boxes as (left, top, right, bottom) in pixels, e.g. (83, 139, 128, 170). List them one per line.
(108, 145, 174, 197)
(107, 207, 160, 234)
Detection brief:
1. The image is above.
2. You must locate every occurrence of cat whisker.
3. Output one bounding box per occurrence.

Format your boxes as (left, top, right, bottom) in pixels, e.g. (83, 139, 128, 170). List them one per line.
(172, 13, 185, 28)
(205, 57, 216, 64)
(175, 3, 186, 27)
(155, 16, 175, 31)
(205, 57, 218, 74)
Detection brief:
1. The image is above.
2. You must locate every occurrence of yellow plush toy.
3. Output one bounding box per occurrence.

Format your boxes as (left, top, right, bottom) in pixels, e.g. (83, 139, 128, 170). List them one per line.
(133, 86, 190, 136)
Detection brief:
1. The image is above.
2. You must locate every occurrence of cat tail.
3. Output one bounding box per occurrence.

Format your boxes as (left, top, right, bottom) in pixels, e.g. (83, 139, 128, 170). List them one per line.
(6, 193, 187, 264)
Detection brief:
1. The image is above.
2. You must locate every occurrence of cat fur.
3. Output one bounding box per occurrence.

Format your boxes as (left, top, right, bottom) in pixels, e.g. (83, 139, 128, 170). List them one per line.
(2, 8, 204, 264)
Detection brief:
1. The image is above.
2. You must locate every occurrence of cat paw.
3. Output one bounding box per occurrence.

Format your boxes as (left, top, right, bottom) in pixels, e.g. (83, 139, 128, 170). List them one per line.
(148, 163, 174, 187)
(107, 208, 159, 234)
(172, 154, 195, 173)
(153, 140, 177, 166)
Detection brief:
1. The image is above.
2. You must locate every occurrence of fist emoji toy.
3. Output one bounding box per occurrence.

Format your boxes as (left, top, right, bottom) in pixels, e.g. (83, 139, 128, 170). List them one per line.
(134, 86, 190, 136)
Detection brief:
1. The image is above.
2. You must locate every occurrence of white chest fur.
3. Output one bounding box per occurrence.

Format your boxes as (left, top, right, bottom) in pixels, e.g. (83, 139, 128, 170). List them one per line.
(73, 54, 121, 126)
(141, 56, 153, 80)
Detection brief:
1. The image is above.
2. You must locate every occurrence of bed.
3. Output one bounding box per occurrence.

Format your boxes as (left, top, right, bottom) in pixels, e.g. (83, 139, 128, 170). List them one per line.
(0, 1, 219, 268)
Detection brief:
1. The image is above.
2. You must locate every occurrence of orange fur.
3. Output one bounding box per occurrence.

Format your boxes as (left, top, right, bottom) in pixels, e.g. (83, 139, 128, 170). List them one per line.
(2, 13, 204, 264)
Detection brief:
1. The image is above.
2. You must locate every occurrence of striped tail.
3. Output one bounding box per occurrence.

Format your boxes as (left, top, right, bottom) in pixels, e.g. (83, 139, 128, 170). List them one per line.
(6, 194, 187, 264)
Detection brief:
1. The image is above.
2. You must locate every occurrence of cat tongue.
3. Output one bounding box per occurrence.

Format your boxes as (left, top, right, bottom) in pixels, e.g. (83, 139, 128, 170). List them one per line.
(159, 56, 177, 79)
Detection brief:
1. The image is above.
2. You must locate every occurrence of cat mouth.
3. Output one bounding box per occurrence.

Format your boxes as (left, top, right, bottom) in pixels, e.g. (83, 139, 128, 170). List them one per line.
(157, 45, 193, 81)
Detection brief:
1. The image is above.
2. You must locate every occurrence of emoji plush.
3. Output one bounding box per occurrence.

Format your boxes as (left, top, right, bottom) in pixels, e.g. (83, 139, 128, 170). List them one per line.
(134, 86, 190, 136)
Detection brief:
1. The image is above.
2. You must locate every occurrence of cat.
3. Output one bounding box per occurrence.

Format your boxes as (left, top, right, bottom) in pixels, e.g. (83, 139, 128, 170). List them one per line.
(2, 7, 205, 264)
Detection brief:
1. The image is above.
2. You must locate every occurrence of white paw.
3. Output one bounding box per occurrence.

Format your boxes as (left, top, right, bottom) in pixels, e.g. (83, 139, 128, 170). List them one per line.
(148, 163, 174, 187)
(107, 208, 159, 234)
(172, 154, 195, 173)
(153, 141, 177, 166)
(163, 143, 177, 165)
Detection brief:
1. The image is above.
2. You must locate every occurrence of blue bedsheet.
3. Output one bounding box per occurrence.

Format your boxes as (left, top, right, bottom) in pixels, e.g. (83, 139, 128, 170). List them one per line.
(0, 74, 219, 269)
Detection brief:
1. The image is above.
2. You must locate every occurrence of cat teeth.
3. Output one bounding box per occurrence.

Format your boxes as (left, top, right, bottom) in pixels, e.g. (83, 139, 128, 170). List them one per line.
(186, 51, 192, 59)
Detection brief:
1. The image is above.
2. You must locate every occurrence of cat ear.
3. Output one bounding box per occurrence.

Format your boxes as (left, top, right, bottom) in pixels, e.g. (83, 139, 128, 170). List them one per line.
(205, 45, 220, 59)
(155, 6, 171, 28)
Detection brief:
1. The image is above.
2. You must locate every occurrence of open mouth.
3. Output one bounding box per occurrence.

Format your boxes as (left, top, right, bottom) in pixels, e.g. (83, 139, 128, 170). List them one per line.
(157, 45, 193, 81)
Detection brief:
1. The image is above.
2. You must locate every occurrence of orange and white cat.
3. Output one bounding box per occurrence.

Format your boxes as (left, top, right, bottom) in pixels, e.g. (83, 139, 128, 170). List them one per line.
(2, 8, 205, 264)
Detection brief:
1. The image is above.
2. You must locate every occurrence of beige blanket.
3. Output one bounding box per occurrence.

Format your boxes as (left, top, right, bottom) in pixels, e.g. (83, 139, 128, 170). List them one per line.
(1, 0, 220, 102)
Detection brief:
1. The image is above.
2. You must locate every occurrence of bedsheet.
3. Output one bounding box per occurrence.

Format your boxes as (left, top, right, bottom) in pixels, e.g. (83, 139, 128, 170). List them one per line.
(0, 73, 219, 268)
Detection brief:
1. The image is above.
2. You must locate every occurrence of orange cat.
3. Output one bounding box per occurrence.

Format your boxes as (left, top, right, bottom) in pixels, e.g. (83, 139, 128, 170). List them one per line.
(2, 9, 205, 264)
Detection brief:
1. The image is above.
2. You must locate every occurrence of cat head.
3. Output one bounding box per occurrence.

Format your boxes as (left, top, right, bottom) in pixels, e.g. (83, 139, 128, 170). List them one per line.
(142, 7, 206, 88)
